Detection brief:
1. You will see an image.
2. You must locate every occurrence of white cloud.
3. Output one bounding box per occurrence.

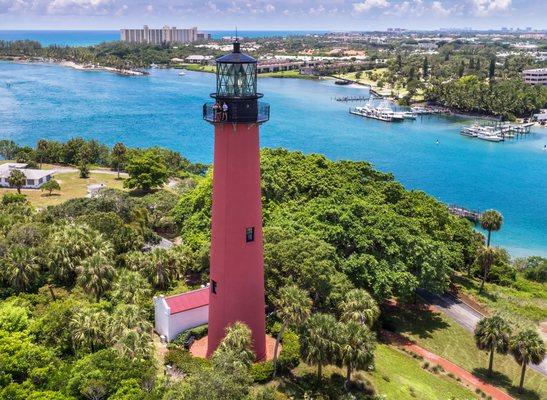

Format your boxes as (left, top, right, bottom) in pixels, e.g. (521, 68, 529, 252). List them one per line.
(470, 0, 511, 16)
(353, 0, 389, 13)
(431, 0, 450, 16)
(265, 3, 275, 13)
(46, 0, 115, 15)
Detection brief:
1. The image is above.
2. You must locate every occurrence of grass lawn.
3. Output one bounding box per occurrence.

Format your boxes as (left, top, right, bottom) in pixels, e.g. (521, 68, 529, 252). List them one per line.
(0, 171, 126, 208)
(454, 274, 547, 329)
(370, 345, 476, 400)
(259, 70, 317, 79)
(383, 303, 546, 400)
(179, 63, 216, 73)
(273, 345, 476, 399)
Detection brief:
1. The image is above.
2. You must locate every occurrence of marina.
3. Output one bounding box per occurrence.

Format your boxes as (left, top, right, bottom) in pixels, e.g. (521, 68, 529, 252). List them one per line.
(350, 99, 411, 122)
(460, 121, 535, 142)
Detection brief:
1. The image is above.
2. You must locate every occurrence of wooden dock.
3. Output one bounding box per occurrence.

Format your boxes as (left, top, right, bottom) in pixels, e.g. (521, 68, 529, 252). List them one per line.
(447, 205, 482, 223)
(334, 95, 371, 102)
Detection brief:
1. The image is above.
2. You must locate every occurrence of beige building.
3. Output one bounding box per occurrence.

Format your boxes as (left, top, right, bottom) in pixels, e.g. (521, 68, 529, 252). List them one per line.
(120, 26, 209, 44)
(522, 68, 547, 86)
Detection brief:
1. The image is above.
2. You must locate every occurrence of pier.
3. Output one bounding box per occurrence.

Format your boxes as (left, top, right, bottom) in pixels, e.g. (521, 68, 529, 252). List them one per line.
(334, 95, 371, 102)
(447, 205, 482, 223)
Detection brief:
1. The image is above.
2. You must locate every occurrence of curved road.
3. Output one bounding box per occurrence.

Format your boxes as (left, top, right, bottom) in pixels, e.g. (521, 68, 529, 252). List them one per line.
(417, 289, 547, 376)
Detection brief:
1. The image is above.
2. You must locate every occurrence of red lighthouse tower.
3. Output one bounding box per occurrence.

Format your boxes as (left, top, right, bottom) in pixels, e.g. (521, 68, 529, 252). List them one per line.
(203, 40, 269, 359)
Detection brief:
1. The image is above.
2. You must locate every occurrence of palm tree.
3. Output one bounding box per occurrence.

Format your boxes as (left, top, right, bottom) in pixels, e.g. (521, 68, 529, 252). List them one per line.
(338, 321, 376, 389)
(115, 330, 152, 361)
(47, 224, 112, 285)
(70, 308, 108, 353)
(476, 246, 497, 294)
(77, 254, 115, 301)
(36, 139, 48, 169)
(4, 245, 39, 292)
(213, 321, 255, 369)
(109, 304, 151, 338)
(8, 169, 26, 194)
(112, 142, 127, 179)
(510, 330, 546, 392)
(480, 210, 503, 247)
(110, 270, 151, 305)
(301, 313, 337, 383)
(339, 288, 379, 328)
(272, 285, 312, 376)
(474, 315, 511, 376)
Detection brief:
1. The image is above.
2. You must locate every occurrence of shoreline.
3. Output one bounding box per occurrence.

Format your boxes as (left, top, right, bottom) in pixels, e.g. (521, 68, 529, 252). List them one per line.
(1, 56, 147, 76)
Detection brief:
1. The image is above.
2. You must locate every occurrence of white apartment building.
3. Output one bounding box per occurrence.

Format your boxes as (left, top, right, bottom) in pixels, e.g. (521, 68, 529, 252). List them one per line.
(120, 26, 209, 44)
(522, 68, 547, 86)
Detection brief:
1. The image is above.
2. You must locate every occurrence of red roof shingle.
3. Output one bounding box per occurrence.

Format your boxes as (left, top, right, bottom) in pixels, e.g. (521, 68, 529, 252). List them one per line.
(164, 287, 209, 315)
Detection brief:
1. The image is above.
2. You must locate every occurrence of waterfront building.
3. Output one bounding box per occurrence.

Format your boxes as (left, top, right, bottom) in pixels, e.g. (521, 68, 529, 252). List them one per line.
(203, 40, 270, 359)
(185, 55, 214, 64)
(120, 25, 209, 44)
(522, 68, 547, 86)
(0, 163, 54, 189)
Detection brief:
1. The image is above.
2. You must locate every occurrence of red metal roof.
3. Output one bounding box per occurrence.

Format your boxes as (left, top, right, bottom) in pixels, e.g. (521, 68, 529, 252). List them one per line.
(164, 287, 209, 315)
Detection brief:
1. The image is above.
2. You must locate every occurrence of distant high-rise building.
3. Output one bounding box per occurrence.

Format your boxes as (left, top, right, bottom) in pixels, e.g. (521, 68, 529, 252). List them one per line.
(120, 26, 208, 44)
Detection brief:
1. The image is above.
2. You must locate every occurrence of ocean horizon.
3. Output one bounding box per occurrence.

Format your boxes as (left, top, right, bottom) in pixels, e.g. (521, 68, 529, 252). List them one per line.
(0, 30, 329, 47)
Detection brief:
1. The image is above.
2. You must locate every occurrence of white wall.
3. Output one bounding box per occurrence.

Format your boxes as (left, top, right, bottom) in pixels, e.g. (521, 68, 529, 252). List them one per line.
(168, 306, 209, 342)
(153, 296, 209, 342)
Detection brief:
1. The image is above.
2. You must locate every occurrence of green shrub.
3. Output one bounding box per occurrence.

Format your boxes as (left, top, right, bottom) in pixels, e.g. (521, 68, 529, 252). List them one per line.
(250, 360, 274, 383)
(171, 324, 208, 348)
(277, 330, 300, 372)
(2, 193, 27, 205)
(164, 348, 210, 375)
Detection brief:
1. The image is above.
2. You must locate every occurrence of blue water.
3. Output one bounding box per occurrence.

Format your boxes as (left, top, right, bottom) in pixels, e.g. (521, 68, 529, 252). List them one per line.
(0, 30, 326, 47)
(0, 61, 546, 257)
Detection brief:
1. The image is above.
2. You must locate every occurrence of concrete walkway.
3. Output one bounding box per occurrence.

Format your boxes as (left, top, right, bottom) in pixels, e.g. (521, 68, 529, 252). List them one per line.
(383, 330, 514, 400)
(417, 289, 547, 376)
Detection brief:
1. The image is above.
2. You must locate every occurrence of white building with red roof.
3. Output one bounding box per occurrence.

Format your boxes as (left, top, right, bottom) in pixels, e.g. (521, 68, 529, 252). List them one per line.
(153, 287, 209, 342)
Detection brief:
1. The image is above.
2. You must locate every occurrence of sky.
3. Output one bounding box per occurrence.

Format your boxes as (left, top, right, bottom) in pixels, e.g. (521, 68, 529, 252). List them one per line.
(0, 0, 545, 31)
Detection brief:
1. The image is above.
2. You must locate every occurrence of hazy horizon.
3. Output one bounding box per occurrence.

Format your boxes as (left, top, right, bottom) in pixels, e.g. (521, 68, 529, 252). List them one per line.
(0, 0, 545, 31)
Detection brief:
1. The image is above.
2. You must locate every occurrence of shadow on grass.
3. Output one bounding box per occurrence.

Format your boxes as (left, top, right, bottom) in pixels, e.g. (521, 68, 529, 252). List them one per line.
(381, 303, 449, 339)
(472, 367, 541, 400)
(277, 371, 374, 400)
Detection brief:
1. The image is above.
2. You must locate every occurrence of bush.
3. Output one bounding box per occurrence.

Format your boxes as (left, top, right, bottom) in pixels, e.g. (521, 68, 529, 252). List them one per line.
(171, 324, 208, 348)
(519, 256, 547, 283)
(2, 193, 27, 205)
(164, 348, 210, 375)
(250, 360, 274, 383)
(277, 330, 300, 372)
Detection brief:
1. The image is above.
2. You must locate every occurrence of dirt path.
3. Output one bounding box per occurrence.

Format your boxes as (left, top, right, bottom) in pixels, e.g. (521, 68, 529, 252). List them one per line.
(383, 330, 514, 400)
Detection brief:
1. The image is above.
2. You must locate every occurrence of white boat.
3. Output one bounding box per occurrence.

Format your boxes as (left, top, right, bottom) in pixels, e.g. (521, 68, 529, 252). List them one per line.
(476, 127, 504, 142)
(402, 111, 417, 120)
(178, 71, 186, 76)
(460, 127, 478, 137)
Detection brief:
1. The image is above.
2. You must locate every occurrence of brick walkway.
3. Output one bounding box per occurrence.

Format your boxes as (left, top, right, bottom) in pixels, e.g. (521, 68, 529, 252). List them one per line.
(190, 335, 279, 361)
(383, 330, 513, 400)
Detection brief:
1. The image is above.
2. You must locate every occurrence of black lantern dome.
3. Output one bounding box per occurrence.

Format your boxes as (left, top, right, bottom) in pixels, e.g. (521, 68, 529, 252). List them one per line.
(203, 40, 269, 124)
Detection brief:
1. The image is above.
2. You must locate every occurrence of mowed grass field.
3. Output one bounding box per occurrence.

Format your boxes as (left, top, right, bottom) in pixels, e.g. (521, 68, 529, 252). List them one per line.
(273, 345, 476, 399)
(384, 304, 546, 400)
(369, 345, 477, 400)
(0, 171, 125, 208)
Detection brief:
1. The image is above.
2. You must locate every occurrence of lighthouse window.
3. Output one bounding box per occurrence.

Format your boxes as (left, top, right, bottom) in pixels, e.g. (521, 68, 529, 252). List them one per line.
(211, 280, 217, 294)
(246, 227, 255, 242)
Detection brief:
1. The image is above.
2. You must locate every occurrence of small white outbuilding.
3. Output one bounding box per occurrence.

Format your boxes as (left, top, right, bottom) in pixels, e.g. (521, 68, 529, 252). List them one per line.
(154, 287, 209, 342)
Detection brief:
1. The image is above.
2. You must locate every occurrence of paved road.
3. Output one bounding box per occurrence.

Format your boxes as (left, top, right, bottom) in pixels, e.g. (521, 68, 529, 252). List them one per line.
(417, 289, 547, 376)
